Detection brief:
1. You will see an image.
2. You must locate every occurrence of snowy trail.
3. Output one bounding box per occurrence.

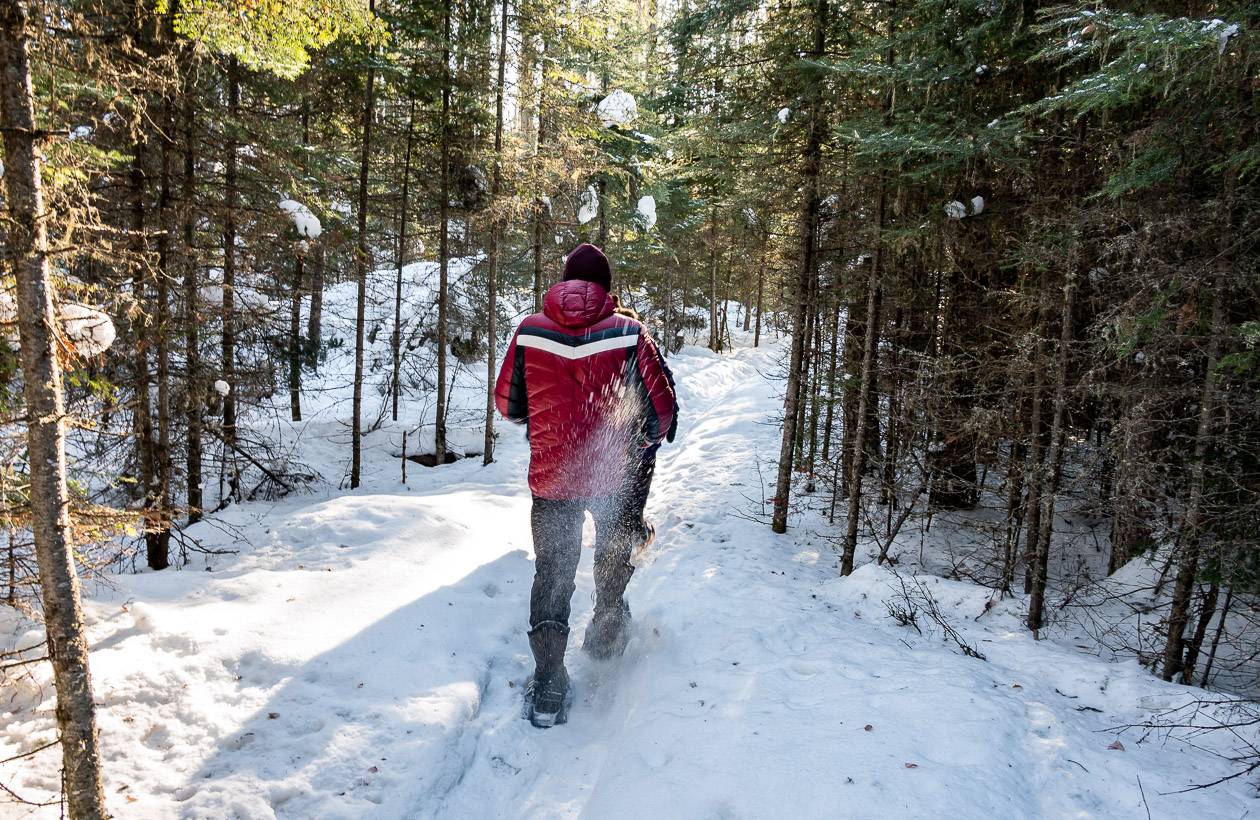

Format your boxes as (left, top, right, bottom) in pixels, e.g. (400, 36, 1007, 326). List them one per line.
(1, 343, 1254, 819)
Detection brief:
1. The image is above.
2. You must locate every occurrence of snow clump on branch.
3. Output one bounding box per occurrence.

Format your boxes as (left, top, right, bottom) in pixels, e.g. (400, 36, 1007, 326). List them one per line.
(279, 199, 322, 239)
(578, 186, 599, 225)
(596, 90, 637, 128)
(59, 304, 117, 356)
(636, 195, 657, 230)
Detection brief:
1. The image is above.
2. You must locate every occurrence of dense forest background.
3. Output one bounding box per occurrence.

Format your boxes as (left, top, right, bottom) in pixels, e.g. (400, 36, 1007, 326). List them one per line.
(0, 0, 1256, 814)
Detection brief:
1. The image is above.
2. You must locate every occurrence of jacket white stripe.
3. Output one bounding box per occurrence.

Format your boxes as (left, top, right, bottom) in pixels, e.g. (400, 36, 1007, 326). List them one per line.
(517, 332, 639, 360)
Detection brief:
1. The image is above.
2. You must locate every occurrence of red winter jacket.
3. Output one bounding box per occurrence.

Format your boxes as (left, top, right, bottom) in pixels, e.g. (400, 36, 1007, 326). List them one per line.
(495, 280, 676, 500)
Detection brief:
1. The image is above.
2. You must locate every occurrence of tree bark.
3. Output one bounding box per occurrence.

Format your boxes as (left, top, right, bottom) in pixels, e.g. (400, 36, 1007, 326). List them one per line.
(770, 0, 827, 534)
(433, 0, 453, 464)
(181, 77, 202, 523)
(289, 251, 304, 422)
(222, 57, 240, 501)
(1027, 269, 1076, 634)
(1161, 268, 1228, 681)
(0, 5, 109, 813)
(132, 134, 164, 569)
(708, 208, 720, 352)
(484, 0, 509, 465)
(154, 97, 174, 564)
(392, 96, 415, 423)
(350, 6, 376, 489)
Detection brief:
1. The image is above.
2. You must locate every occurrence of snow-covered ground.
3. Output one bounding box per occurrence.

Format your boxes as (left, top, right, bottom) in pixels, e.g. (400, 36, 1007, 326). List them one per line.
(0, 329, 1256, 817)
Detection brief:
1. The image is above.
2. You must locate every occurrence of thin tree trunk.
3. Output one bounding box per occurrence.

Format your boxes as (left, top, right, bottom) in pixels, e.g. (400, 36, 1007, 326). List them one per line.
(132, 134, 164, 569)
(306, 242, 324, 365)
(392, 96, 415, 422)
(1161, 268, 1228, 681)
(1201, 585, 1233, 688)
(350, 6, 376, 489)
(531, 38, 549, 313)
(708, 209, 719, 352)
(484, 0, 508, 465)
(1182, 581, 1220, 687)
(771, 0, 827, 534)
(304, 91, 322, 368)
(1022, 304, 1049, 593)
(289, 251, 304, 422)
(820, 291, 841, 464)
(434, 0, 452, 464)
(1028, 269, 1076, 635)
(154, 98, 174, 563)
(841, 208, 885, 575)
(753, 247, 765, 348)
(181, 77, 202, 523)
(222, 57, 240, 501)
(0, 5, 108, 813)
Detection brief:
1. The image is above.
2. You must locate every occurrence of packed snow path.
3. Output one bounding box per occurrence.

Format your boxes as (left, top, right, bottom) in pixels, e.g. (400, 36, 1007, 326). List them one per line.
(1, 344, 1253, 819)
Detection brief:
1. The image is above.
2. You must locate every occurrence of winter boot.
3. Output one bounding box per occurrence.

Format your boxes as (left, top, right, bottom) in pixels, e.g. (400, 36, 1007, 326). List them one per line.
(583, 598, 632, 660)
(525, 621, 570, 728)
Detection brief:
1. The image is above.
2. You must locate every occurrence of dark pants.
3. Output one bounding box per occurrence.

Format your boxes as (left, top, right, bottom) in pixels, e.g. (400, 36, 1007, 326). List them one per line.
(530, 458, 656, 630)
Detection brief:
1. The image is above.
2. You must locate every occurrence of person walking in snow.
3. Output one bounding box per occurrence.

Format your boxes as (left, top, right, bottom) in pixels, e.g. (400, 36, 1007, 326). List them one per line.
(495, 243, 676, 728)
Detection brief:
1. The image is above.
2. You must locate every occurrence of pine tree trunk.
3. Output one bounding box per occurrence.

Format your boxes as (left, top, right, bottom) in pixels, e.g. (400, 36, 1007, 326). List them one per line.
(222, 57, 240, 500)
(1022, 302, 1050, 593)
(289, 252, 304, 422)
(1161, 269, 1227, 681)
(132, 135, 165, 569)
(771, 0, 827, 534)
(351, 8, 376, 489)
(182, 81, 203, 524)
(306, 243, 325, 366)
(820, 291, 841, 464)
(753, 248, 765, 348)
(1181, 581, 1220, 687)
(1027, 269, 1076, 634)
(531, 38, 549, 313)
(841, 205, 885, 575)
(434, 0, 453, 465)
(154, 98, 174, 563)
(0, 5, 108, 813)
(708, 209, 720, 352)
(484, 0, 508, 465)
(392, 96, 415, 423)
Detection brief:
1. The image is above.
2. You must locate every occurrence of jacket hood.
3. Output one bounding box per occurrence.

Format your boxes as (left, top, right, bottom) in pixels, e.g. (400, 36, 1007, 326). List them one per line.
(543, 279, 616, 329)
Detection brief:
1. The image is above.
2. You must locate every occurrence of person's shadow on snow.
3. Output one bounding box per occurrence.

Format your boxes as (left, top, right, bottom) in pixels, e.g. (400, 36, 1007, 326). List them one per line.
(177, 550, 533, 820)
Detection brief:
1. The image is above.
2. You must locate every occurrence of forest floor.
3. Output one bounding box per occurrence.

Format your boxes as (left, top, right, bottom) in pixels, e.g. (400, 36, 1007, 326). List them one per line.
(1, 333, 1256, 818)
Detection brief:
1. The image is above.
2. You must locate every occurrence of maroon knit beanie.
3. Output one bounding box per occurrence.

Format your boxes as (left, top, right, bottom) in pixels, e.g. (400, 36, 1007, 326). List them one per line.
(562, 243, 612, 292)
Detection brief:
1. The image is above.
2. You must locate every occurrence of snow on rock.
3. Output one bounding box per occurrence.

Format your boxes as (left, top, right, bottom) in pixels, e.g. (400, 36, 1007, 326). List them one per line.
(213, 379, 231, 397)
(944, 200, 967, 219)
(636, 195, 657, 230)
(777, 107, 791, 123)
(970, 195, 985, 215)
(578, 185, 599, 225)
(596, 89, 638, 127)
(59, 303, 116, 356)
(278, 199, 322, 239)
